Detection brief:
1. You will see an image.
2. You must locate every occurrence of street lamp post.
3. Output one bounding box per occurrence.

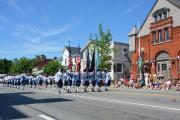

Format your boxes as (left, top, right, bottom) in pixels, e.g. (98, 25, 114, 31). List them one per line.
(141, 47, 145, 84)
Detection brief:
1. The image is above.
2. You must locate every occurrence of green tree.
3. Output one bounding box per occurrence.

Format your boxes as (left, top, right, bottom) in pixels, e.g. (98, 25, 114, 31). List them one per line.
(43, 60, 65, 76)
(10, 57, 34, 74)
(94, 24, 112, 71)
(0, 58, 13, 74)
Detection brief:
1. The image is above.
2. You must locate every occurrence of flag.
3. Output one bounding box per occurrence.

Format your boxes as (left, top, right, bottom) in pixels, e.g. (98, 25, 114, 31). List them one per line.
(75, 46, 81, 72)
(138, 57, 143, 70)
(68, 44, 72, 70)
(95, 48, 100, 71)
(90, 47, 95, 72)
(86, 48, 90, 71)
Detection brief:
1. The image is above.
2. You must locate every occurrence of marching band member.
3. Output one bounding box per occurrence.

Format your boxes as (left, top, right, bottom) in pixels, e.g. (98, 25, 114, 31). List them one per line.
(82, 69, 89, 92)
(37, 74, 44, 89)
(75, 71, 81, 93)
(96, 69, 103, 92)
(55, 70, 63, 94)
(90, 71, 96, 92)
(63, 70, 68, 90)
(67, 69, 73, 93)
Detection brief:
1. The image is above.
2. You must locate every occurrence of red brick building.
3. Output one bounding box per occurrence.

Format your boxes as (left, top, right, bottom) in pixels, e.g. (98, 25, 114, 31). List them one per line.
(129, 0, 180, 82)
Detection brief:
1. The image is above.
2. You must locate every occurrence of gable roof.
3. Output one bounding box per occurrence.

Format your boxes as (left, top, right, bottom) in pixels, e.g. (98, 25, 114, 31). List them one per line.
(81, 40, 95, 52)
(139, 0, 158, 33)
(64, 46, 81, 56)
(113, 41, 129, 46)
(129, 26, 138, 36)
(139, 0, 180, 34)
(81, 40, 128, 53)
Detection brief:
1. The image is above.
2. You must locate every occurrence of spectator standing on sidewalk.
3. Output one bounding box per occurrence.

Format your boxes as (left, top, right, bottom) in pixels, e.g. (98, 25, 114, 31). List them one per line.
(104, 69, 111, 91)
(144, 72, 149, 89)
(176, 80, 180, 91)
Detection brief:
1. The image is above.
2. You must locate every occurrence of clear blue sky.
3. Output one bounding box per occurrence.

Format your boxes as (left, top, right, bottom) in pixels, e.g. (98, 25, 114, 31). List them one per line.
(0, 0, 156, 59)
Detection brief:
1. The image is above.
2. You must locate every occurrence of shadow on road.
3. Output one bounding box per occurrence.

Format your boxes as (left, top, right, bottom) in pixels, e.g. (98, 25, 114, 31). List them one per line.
(0, 91, 73, 120)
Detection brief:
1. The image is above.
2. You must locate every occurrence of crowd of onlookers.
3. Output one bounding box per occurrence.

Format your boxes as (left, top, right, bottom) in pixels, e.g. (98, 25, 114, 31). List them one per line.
(113, 72, 180, 91)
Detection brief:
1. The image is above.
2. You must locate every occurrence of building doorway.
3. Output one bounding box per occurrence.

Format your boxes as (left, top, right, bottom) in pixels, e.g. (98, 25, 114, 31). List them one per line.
(156, 52, 170, 80)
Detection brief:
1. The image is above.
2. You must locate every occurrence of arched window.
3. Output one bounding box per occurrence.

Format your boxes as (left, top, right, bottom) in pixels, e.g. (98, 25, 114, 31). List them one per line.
(152, 8, 170, 22)
(159, 13, 162, 20)
(154, 15, 157, 22)
(163, 11, 168, 19)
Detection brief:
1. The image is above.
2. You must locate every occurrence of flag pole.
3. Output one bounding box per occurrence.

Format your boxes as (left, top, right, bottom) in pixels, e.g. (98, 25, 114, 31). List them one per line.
(68, 40, 72, 71)
(94, 46, 96, 81)
(78, 44, 81, 80)
(138, 18, 142, 80)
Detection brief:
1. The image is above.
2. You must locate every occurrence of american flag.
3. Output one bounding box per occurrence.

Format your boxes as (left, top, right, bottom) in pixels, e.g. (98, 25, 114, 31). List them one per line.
(75, 46, 81, 72)
(68, 44, 73, 70)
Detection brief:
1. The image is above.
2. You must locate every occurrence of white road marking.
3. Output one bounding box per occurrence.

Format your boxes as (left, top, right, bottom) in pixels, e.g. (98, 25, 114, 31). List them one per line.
(66, 94, 180, 112)
(38, 114, 55, 120)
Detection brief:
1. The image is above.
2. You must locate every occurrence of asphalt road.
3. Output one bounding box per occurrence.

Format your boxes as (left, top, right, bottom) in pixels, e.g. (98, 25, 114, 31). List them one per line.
(0, 85, 180, 120)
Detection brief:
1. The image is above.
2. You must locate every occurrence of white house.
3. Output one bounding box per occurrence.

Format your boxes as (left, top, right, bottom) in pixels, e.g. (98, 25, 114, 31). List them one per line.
(81, 40, 131, 80)
(61, 46, 81, 69)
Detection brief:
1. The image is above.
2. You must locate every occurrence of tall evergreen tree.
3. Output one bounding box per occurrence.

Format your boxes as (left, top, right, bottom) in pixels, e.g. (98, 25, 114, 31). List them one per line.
(86, 48, 90, 71)
(90, 47, 95, 72)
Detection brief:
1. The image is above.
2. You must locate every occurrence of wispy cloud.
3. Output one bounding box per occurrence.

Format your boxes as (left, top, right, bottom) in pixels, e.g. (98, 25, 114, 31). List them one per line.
(0, 45, 63, 55)
(23, 42, 62, 53)
(14, 24, 72, 43)
(122, 4, 140, 15)
(42, 25, 71, 38)
(13, 23, 72, 54)
(6, 0, 25, 15)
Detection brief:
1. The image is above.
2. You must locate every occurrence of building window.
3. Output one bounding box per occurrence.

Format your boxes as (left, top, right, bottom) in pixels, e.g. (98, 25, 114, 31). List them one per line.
(124, 48, 128, 55)
(158, 30, 163, 42)
(117, 64, 123, 72)
(162, 63, 167, 71)
(158, 13, 162, 20)
(114, 63, 123, 73)
(158, 64, 160, 72)
(154, 15, 157, 22)
(153, 31, 156, 44)
(163, 11, 167, 19)
(164, 27, 169, 41)
(152, 8, 169, 22)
